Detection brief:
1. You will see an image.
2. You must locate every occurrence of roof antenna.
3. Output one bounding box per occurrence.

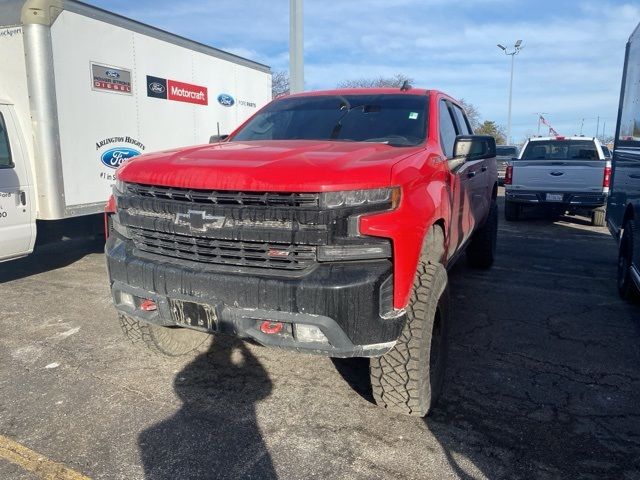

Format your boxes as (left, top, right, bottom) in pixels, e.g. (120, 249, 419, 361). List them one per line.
(400, 80, 411, 91)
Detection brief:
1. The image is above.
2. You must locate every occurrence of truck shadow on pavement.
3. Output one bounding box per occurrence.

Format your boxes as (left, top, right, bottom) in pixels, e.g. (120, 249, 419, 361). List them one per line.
(138, 336, 276, 480)
(0, 237, 104, 283)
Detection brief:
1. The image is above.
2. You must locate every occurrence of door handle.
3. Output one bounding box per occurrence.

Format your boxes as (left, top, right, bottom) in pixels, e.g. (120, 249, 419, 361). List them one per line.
(19, 190, 26, 206)
(629, 174, 640, 179)
(467, 171, 476, 178)
(481, 166, 488, 172)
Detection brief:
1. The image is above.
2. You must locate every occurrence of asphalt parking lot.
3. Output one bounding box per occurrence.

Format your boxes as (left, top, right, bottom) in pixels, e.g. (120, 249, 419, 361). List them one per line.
(1, 191, 639, 480)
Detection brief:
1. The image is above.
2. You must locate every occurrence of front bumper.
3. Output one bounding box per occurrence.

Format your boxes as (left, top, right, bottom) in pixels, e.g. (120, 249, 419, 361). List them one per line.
(105, 235, 405, 357)
(505, 190, 606, 207)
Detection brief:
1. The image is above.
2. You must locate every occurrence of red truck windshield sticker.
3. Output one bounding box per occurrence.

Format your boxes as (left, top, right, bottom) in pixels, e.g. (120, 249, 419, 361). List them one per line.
(146, 75, 208, 106)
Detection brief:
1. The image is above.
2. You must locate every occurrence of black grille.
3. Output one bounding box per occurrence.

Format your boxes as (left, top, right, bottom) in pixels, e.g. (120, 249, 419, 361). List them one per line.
(129, 227, 316, 271)
(126, 183, 319, 207)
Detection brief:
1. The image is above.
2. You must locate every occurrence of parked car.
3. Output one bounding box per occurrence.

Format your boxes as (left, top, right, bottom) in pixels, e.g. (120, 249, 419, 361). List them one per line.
(495, 144, 519, 184)
(504, 136, 611, 226)
(607, 21, 640, 302)
(105, 88, 498, 416)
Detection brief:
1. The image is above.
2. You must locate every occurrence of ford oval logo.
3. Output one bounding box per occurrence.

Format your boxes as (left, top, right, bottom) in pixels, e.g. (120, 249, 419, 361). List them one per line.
(105, 69, 120, 79)
(217, 93, 235, 107)
(101, 147, 141, 169)
(149, 82, 165, 94)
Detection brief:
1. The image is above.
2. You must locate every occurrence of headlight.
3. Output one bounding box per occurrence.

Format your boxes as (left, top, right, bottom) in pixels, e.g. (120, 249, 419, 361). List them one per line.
(320, 187, 400, 209)
(114, 177, 127, 195)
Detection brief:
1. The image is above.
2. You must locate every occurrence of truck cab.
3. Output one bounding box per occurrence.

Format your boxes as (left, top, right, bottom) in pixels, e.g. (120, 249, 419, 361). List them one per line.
(0, 100, 35, 261)
(106, 88, 498, 417)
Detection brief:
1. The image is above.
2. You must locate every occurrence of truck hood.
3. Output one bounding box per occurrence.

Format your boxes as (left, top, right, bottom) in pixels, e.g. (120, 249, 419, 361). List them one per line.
(117, 140, 422, 192)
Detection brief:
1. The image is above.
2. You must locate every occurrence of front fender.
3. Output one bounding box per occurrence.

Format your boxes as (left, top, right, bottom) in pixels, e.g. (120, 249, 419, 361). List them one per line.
(360, 153, 450, 309)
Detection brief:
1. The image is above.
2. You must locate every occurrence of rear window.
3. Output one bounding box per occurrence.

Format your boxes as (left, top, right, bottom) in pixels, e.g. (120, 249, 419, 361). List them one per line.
(520, 140, 600, 160)
(496, 146, 517, 156)
(601, 145, 612, 157)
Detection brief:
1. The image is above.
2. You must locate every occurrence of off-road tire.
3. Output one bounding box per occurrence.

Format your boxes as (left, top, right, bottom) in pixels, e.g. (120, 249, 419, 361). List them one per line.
(591, 208, 606, 227)
(617, 220, 640, 302)
(504, 200, 520, 221)
(370, 260, 449, 417)
(467, 200, 498, 269)
(120, 315, 212, 356)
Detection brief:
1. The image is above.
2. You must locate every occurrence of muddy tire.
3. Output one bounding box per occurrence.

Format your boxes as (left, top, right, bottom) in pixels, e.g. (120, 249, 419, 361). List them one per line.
(618, 221, 640, 302)
(370, 261, 449, 417)
(504, 200, 520, 221)
(591, 208, 606, 227)
(119, 315, 212, 357)
(467, 200, 498, 269)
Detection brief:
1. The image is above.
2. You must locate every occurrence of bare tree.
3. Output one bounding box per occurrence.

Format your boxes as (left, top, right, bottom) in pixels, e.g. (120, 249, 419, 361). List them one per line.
(271, 71, 290, 99)
(457, 98, 481, 131)
(337, 74, 413, 89)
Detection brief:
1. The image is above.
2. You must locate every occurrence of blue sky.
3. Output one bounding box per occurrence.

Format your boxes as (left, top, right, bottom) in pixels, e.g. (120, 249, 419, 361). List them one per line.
(89, 0, 639, 144)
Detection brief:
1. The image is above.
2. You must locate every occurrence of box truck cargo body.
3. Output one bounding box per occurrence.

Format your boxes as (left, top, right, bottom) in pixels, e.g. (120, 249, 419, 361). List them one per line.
(0, 0, 271, 262)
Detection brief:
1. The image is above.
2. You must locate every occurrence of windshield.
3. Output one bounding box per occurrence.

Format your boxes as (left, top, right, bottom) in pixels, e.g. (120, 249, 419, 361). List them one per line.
(496, 146, 517, 156)
(520, 140, 601, 160)
(231, 94, 428, 147)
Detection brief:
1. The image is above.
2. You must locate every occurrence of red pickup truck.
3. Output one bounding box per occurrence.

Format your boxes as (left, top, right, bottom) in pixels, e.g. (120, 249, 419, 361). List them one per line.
(105, 88, 498, 416)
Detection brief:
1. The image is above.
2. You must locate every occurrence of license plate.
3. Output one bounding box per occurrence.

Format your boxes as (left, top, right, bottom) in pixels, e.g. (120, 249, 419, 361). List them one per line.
(169, 299, 217, 330)
(545, 193, 563, 202)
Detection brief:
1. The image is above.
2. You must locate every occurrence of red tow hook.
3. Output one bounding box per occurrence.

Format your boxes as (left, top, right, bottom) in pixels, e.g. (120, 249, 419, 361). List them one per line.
(260, 321, 284, 335)
(140, 299, 157, 312)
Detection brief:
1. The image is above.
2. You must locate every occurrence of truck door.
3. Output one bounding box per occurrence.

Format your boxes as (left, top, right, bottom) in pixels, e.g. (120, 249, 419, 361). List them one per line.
(450, 102, 490, 230)
(438, 99, 472, 256)
(0, 104, 35, 262)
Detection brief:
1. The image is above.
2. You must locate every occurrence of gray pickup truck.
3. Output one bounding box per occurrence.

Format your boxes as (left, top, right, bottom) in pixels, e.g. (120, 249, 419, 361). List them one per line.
(504, 136, 611, 226)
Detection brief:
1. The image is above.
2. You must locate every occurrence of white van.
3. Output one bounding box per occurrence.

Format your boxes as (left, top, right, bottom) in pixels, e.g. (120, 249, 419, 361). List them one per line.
(0, 0, 271, 262)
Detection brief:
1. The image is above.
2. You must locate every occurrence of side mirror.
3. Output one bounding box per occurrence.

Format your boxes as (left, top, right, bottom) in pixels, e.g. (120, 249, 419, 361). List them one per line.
(209, 134, 229, 143)
(453, 135, 497, 161)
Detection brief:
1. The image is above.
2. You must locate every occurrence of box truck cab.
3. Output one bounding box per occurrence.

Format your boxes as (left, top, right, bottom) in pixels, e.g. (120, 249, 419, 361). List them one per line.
(0, 100, 35, 261)
(0, 0, 271, 262)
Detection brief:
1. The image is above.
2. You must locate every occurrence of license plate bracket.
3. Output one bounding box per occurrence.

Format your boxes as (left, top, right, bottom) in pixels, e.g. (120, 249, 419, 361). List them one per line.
(169, 299, 217, 331)
(545, 193, 563, 202)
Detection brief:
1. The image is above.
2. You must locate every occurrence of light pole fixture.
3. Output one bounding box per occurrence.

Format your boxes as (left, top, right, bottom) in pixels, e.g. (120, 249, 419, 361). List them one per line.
(497, 40, 523, 145)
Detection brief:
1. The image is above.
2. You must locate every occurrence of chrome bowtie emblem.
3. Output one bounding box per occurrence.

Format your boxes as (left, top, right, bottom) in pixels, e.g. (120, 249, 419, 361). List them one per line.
(175, 210, 225, 231)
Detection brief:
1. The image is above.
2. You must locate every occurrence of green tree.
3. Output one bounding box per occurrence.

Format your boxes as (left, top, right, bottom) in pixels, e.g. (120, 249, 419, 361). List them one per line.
(476, 120, 507, 145)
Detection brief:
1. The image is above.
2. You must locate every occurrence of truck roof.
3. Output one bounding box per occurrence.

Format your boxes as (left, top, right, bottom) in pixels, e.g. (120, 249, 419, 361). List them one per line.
(527, 136, 599, 143)
(0, 0, 270, 73)
(284, 88, 458, 102)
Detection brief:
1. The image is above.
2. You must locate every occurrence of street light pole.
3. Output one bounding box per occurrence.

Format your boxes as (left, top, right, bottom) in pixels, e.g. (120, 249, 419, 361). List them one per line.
(289, 0, 304, 94)
(497, 40, 523, 145)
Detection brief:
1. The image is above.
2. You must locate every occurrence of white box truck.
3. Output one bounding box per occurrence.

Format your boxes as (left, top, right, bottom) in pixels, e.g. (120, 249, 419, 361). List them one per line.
(0, 0, 272, 262)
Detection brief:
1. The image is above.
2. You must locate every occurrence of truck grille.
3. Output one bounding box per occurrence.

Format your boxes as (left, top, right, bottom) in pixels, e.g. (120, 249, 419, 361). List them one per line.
(126, 183, 319, 207)
(129, 227, 317, 271)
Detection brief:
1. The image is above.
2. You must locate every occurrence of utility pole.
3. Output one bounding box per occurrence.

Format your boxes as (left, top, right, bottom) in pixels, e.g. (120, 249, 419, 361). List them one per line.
(595, 116, 600, 140)
(289, 0, 304, 94)
(497, 40, 523, 145)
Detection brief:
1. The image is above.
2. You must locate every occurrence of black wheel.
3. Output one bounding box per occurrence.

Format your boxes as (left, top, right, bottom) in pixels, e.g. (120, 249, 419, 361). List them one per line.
(591, 208, 606, 227)
(120, 315, 212, 356)
(505, 200, 520, 221)
(618, 221, 640, 302)
(467, 200, 498, 269)
(370, 261, 449, 417)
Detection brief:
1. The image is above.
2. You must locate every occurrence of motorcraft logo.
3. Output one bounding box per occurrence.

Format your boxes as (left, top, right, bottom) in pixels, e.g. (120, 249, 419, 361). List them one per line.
(175, 210, 225, 231)
(146, 75, 208, 106)
(91, 63, 132, 95)
(96, 136, 145, 169)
